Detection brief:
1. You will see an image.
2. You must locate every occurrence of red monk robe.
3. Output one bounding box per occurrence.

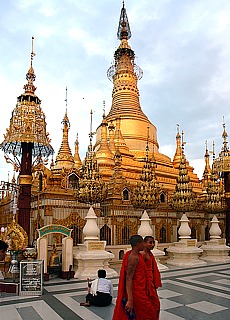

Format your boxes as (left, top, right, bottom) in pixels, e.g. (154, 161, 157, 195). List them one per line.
(145, 251, 162, 319)
(148, 251, 162, 289)
(113, 251, 159, 320)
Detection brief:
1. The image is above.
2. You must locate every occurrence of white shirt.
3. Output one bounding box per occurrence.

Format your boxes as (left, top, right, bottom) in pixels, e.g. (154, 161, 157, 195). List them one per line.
(0, 270, 4, 280)
(90, 278, 113, 296)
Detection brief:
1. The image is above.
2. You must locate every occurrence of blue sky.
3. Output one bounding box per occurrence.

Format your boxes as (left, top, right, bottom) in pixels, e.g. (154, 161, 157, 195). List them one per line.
(1, 0, 230, 181)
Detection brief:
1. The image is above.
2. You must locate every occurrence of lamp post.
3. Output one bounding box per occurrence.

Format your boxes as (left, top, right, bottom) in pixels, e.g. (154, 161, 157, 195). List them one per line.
(0, 38, 53, 242)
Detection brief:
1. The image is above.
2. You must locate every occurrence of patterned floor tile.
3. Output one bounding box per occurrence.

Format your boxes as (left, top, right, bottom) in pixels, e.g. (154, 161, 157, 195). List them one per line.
(186, 301, 228, 314)
(158, 289, 183, 299)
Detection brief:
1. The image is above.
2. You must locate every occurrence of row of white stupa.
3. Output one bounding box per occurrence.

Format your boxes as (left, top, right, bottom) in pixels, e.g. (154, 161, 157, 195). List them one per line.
(72, 207, 230, 279)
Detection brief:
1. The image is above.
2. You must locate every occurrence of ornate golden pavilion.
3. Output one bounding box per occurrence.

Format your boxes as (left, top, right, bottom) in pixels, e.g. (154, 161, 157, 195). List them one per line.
(0, 3, 228, 247)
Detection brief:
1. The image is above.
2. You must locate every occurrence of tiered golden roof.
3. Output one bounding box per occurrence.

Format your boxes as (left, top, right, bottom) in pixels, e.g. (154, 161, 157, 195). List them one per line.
(132, 128, 160, 209)
(170, 132, 197, 213)
(76, 112, 107, 204)
(214, 121, 230, 173)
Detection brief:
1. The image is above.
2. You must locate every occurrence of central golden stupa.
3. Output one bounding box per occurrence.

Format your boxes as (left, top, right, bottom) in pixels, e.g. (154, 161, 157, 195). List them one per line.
(0, 3, 226, 247)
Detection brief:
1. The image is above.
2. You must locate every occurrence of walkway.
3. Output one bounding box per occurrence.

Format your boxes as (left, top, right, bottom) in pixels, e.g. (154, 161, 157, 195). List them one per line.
(0, 263, 230, 320)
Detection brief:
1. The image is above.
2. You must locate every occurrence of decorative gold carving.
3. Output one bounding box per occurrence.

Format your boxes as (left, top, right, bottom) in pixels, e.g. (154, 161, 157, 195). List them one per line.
(170, 133, 197, 213)
(53, 212, 85, 229)
(19, 175, 32, 185)
(76, 111, 107, 205)
(6, 218, 28, 249)
(115, 216, 138, 245)
(132, 129, 160, 209)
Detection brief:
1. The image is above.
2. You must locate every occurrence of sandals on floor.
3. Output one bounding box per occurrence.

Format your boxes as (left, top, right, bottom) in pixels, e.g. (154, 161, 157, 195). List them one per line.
(80, 302, 91, 307)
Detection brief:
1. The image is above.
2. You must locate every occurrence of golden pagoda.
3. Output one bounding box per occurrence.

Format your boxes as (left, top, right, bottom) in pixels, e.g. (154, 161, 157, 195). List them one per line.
(1, 3, 227, 248)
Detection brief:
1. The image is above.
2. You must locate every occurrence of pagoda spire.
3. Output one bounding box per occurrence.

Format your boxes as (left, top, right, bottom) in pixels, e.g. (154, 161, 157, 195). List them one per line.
(213, 119, 230, 244)
(106, 2, 146, 120)
(94, 2, 159, 156)
(23, 36, 36, 95)
(117, 1, 131, 40)
(173, 124, 182, 167)
(203, 141, 212, 175)
(203, 141, 227, 214)
(55, 89, 74, 169)
(73, 133, 82, 168)
(96, 117, 114, 166)
(219, 117, 230, 157)
(170, 132, 197, 213)
(114, 115, 130, 154)
(108, 121, 116, 154)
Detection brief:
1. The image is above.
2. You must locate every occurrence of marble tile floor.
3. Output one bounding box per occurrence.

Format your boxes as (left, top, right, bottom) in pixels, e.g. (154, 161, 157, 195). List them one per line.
(0, 262, 230, 320)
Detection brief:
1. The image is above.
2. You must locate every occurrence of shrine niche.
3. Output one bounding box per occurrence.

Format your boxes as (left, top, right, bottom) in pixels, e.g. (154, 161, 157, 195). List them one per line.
(67, 173, 79, 190)
(37, 224, 74, 280)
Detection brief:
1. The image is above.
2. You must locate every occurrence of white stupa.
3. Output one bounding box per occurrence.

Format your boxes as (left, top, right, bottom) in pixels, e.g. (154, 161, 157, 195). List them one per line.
(138, 210, 168, 271)
(200, 215, 230, 263)
(167, 214, 207, 267)
(73, 206, 118, 279)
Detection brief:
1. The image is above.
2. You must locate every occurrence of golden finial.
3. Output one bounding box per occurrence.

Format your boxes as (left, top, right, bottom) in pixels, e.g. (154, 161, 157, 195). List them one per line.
(204, 140, 209, 157)
(117, 0, 131, 40)
(181, 130, 184, 152)
(24, 36, 36, 93)
(177, 124, 179, 134)
(103, 100, 106, 119)
(212, 141, 215, 160)
(176, 124, 181, 139)
(146, 126, 150, 153)
(222, 116, 228, 142)
(31, 36, 36, 67)
(89, 110, 96, 149)
(65, 87, 68, 110)
(90, 109, 93, 138)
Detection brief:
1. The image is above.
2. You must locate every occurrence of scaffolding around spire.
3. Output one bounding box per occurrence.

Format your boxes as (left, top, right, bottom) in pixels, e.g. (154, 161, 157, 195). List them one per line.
(117, 1, 131, 40)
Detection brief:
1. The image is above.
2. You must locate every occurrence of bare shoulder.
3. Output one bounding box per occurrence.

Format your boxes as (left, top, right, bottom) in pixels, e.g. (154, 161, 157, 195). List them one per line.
(128, 252, 139, 266)
(140, 250, 147, 259)
(127, 253, 139, 278)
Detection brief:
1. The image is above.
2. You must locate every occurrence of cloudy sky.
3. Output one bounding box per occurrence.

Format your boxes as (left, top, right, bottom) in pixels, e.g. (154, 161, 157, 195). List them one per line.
(1, 0, 230, 182)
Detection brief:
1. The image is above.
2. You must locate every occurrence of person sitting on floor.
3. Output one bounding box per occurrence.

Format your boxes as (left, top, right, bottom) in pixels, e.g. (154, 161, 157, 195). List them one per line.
(80, 269, 113, 307)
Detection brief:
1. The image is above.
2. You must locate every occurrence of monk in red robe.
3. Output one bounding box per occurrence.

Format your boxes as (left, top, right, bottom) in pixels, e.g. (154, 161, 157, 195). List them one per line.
(141, 236, 162, 319)
(113, 235, 159, 320)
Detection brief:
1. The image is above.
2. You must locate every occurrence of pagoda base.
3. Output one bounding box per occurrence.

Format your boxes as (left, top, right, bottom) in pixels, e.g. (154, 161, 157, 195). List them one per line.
(167, 239, 207, 268)
(73, 241, 118, 280)
(200, 238, 230, 263)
